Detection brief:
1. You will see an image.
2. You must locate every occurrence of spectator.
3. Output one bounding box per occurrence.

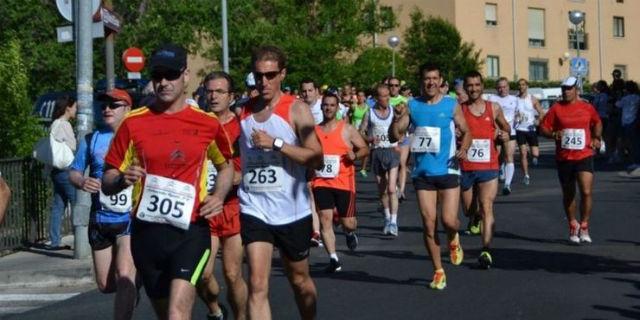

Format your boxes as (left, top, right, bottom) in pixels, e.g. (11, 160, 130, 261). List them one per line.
(0, 174, 10, 224)
(592, 80, 612, 158)
(616, 80, 640, 170)
(46, 95, 77, 250)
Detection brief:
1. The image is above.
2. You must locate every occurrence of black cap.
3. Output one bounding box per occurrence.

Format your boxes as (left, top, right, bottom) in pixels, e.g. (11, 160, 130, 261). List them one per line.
(149, 44, 187, 72)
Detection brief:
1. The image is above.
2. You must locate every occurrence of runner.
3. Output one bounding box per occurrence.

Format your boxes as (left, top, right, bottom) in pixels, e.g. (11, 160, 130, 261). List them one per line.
(487, 77, 519, 195)
(359, 84, 401, 236)
(391, 64, 471, 290)
(515, 79, 546, 185)
(299, 78, 324, 248)
(350, 90, 370, 177)
(196, 71, 248, 320)
(102, 44, 235, 319)
(313, 93, 369, 272)
(540, 76, 602, 244)
(459, 71, 511, 269)
(388, 77, 410, 202)
(238, 45, 322, 319)
(68, 89, 137, 320)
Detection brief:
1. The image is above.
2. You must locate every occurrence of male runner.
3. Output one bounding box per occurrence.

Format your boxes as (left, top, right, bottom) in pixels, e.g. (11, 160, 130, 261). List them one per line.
(459, 72, 511, 269)
(515, 78, 546, 185)
(487, 77, 518, 194)
(197, 71, 248, 320)
(102, 44, 235, 319)
(351, 90, 370, 177)
(239, 45, 322, 319)
(540, 76, 602, 244)
(388, 77, 410, 202)
(391, 64, 471, 290)
(69, 89, 137, 320)
(359, 84, 401, 236)
(313, 93, 369, 272)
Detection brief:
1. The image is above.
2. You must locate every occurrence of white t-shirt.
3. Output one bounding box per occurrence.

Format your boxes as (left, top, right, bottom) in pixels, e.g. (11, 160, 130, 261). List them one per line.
(310, 99, 323, 125)
(488, 94, 518, 135)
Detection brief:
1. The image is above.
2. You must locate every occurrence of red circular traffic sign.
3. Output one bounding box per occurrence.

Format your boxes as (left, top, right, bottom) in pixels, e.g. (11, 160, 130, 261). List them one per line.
(122, 47, 145, 72)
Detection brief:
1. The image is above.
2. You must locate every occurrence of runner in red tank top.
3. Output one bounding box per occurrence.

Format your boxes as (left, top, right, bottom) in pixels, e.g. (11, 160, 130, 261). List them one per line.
(312, 93, 369, 273)
(460, 71, 511, 269)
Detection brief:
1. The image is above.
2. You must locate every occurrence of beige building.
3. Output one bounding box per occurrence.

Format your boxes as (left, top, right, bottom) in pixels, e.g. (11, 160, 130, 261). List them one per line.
(379, 0, 639, 83)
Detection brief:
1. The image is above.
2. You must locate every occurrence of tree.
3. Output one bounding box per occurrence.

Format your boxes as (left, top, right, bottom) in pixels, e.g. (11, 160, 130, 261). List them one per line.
(0, 39, 44, 158)
(351, 47, 409, 90)
(400, 10, 482, 82)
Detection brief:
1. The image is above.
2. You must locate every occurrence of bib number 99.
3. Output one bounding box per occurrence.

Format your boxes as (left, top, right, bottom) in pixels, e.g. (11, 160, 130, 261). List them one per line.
(108, 194, 128, 207)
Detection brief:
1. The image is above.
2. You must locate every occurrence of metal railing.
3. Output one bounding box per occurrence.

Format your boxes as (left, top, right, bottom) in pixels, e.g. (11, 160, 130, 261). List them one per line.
(0, 158, 72, 255)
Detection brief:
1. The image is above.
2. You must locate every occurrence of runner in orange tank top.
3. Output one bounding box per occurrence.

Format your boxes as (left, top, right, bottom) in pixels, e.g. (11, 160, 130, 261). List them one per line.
(460, 71, 511, 269)
(312, 93, 369, 273)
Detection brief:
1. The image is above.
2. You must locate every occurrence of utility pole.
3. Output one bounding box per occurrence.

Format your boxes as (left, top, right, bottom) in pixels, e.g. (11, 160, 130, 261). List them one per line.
(221, 0, 229, 73)
(104, 0, 115, 90)
(73, 0, 94, 259)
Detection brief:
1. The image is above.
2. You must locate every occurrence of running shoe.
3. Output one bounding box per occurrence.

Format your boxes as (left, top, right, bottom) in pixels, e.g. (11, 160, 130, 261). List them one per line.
(310, 231, 323, 247)
(502, 184, 511, 195)
(207, 304, 228, 320)
(532, 157, 539, 166)
(359, 169, 368, 178)
(325, 258, 342, 273)
(523, 175, 530, 186)
(429, 270, 447, 290)
(568, 220, 580, 244)
(346, 232, 359, 251)
(382, 219, 391, 235)
(579, 223, 592, 243)
(389, 223, 399, 237)
(449, 233, 464, 265)
(478, 251, 493, 269)
(468, 219, 481, 235)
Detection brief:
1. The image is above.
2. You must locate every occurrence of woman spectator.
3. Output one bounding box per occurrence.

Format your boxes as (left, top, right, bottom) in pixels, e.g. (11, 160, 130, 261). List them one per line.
(46, 95, 77, 250)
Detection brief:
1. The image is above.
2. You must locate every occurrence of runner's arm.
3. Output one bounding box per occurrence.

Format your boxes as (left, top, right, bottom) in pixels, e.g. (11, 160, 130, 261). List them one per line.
(493, 102, 512, 136)
(539, 107, 560, 140)
(0, 177, 11, 224)
(531, 97, 546, 118)
(454, 104, 472, 160)
(390, 104, 410, 143)
(348, 124, 370, 161)
(358, 109, 370, 137)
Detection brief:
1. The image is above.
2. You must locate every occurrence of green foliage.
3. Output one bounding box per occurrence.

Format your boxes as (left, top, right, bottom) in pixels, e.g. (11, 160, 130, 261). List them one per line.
(400, 10, 482, 83)
(351, 47, 409, 90)
(0, 39, 44, 158)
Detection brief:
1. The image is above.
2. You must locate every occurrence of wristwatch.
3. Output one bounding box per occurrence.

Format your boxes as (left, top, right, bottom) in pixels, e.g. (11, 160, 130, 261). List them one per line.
(272, 138, 284, 151)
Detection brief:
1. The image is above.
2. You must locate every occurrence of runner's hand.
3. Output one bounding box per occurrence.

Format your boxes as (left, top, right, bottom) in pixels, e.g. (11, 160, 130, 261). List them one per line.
(346, 150, 356, 162)
(456, 148, 468, 161)
(121, 165, 145, 187)
(393, 103, 407, 119)
(199, 194, 224, 219)
(81, 177, 101, 193)
(497, 129, 509, 143)
(591, 137, 602, 150)
(251, 128, 275, 149)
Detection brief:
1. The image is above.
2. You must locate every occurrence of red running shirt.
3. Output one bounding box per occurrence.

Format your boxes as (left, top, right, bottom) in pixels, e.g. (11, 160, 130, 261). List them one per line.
(105, 105, 233, 223)
(461, 101, 499, 171)
(541, 100, 601, 161)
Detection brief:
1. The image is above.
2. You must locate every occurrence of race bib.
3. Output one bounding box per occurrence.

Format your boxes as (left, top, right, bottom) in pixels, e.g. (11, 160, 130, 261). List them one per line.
(316, 155, 340, 178)
(206, 160, 217, 193)
(467, 139, 491, 163)
(372, 126, 390, 147)
(411, 126, 441, 153)
(99, 186, 133, 213)
(561, 129, 586, 150)
(244, 152, 283, 192)
(137, 174, 195, 230)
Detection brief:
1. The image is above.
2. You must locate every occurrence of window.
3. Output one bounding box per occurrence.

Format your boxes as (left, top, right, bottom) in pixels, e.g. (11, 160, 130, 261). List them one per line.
(613, 16, 625, 37)
(568, 30, 588, 50)
(485, 3, 497, 26)
(486, 56, 500, 78)
(616, 0, 624, 3)
(614, 65, 627, 79)
(529, 60, 548, 81)
(528, 8, 545, 47)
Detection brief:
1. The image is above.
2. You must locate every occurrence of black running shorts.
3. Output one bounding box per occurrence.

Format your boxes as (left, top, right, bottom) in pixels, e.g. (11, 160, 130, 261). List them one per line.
(241, 214, 312, 262)
(413, 174, 460, 191)
(556, 156, 594, 186)
(516, 130, 539, 147)
(131, 220, 211, 299)
(88, 220, 131, 251)
(313, 187, 356, 218)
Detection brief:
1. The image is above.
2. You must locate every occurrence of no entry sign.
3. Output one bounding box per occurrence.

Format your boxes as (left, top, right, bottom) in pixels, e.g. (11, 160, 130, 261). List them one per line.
(122, 47, 145, 72)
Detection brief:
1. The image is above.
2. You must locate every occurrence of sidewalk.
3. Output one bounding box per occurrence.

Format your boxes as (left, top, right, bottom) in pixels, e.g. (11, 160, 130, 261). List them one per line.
(0, 235, 93, 289)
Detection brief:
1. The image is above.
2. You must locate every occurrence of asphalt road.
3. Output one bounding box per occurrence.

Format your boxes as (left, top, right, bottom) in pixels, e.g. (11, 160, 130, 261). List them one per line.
(7, 144, 640, 320)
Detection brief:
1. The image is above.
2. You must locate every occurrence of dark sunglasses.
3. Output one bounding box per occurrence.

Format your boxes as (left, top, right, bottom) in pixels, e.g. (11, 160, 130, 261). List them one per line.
(101, 102, 127, 110)
(561, 85, 575, 90)
(151, 68, 184, 82)
(254, 70, 281, 81)
(389, 83, 400, 87)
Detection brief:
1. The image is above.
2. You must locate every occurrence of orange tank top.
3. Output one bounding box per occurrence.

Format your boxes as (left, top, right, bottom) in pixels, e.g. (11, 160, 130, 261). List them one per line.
(461, 101, 499, 171)
(312, 120, 355, 192)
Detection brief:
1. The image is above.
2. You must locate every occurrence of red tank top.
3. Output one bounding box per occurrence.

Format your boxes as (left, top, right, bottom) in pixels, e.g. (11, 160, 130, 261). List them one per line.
(312, 120, 355, 192)
(461, 101, 499, 171)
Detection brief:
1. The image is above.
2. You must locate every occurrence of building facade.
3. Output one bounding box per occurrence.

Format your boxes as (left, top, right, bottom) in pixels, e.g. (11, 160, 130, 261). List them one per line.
(379, 0, 639, 83)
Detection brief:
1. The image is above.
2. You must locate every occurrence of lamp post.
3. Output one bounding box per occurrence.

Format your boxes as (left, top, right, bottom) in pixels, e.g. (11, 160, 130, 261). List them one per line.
(569, 10, 585, 91)
(387, 35, 400, 77)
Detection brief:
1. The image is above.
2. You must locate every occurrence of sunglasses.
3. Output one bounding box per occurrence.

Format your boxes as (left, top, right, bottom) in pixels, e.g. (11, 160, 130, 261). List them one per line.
(389, 83, 400, 87)
(254, 70, 281, 81)
(151, 68, 184, 82)
(561, 85, 575, 90)
(102, 102, 127, 110)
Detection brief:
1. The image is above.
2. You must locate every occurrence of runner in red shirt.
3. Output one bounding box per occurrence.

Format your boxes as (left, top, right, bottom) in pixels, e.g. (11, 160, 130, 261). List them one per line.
(459, 71, 511, 269)
(102, 44, 235, 319)
(540, 76, 602, 245)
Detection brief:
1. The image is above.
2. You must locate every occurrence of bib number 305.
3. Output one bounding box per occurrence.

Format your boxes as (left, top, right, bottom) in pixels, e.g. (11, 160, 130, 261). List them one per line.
(137, 174, 195, 230)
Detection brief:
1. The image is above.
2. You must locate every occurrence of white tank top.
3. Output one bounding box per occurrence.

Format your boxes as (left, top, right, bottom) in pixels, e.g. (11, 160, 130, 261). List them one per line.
(368, 106, 397, 148)
(515, 94, 537, 132)
(488, 94, 518, 135)
(310, 99, 323, 125)
(238, 97, 311, 225)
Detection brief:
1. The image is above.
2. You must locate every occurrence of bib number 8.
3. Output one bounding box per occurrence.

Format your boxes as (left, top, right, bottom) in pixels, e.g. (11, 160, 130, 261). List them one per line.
(248, 168, 277, 184)
(145, 195, 185, 218)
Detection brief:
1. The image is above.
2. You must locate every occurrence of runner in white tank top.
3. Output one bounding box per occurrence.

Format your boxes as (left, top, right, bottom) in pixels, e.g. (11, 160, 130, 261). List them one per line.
(487, 78, 518, 195)
(515, 79, 546, 185)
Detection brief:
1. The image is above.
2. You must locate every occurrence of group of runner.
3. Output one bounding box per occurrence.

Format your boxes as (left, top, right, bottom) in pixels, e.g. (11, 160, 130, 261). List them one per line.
(64, 42, 602, 319)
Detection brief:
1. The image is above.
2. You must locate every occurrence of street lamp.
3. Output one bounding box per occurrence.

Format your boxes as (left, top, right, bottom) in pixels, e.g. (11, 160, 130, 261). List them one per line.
(569, 10, 585, 57)
(387, 35, 400, 77)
